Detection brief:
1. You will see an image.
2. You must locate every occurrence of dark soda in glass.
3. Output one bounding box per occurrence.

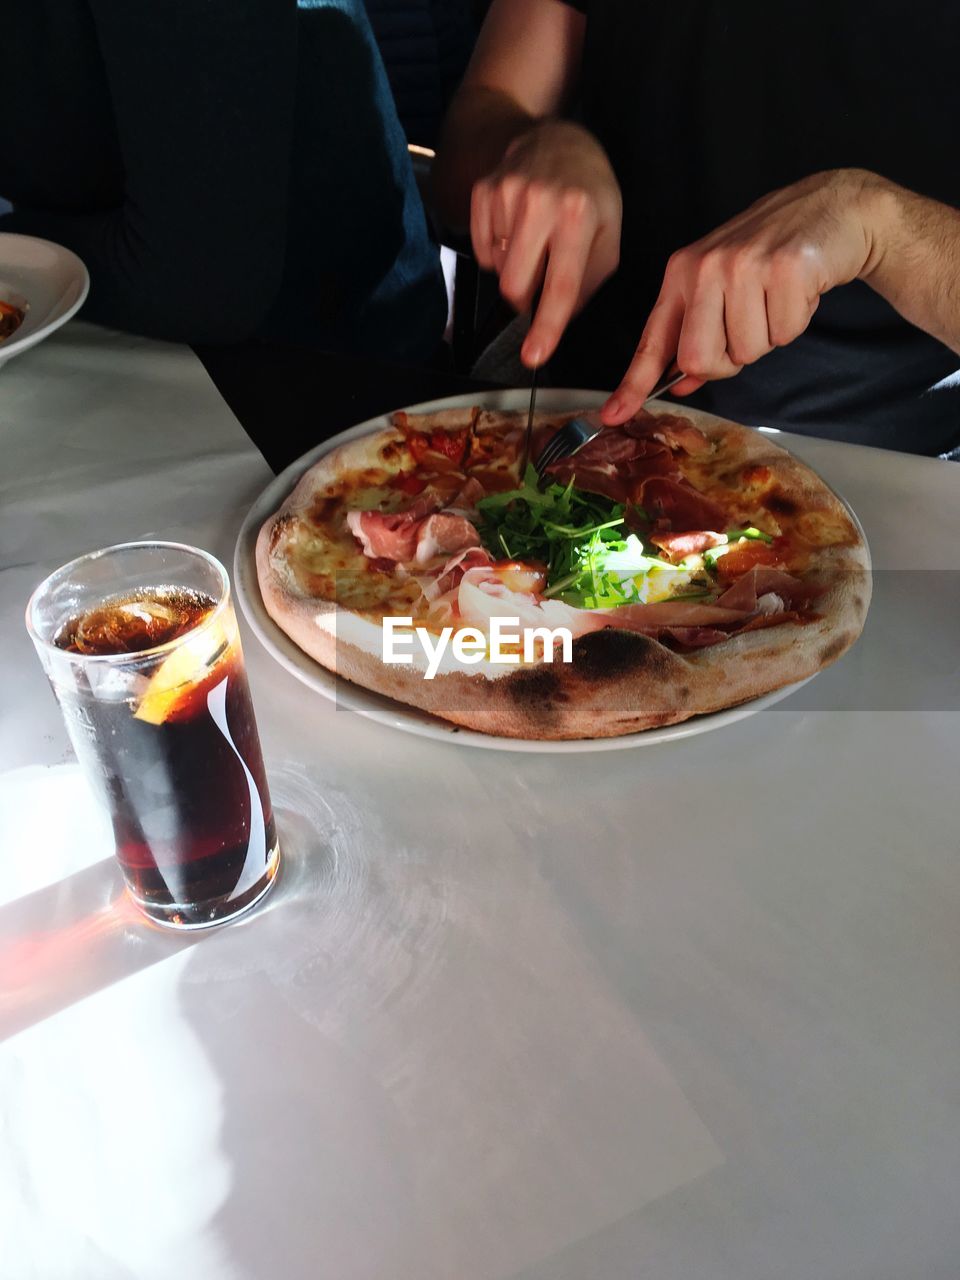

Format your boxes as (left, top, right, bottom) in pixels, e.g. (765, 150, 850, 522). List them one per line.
(28, 545, 280, 929)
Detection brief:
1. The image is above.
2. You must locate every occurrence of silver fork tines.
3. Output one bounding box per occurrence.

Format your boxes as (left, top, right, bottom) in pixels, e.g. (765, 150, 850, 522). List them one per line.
(533, 415, 600, 482)
(532, 369, 685, 484)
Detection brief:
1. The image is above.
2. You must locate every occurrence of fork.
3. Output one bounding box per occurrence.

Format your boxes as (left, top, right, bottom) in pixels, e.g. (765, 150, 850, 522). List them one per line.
(532, 370, 685, 483)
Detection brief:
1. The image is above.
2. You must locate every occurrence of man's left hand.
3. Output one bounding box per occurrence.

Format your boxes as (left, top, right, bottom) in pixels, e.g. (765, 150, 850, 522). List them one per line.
(601, 169, 888, 424)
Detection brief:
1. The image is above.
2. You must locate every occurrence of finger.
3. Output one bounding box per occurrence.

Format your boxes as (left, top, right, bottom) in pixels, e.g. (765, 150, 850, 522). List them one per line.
(677, 280, 739, 382)
(667, 375, 705, 397)
(601, 292, 684, 425)
(499, 187, 556, 314)
(490, 180, 525, 273)
(724, 273, 772, 367)
(471, 182, 495, 271)
(766, 281, 819, 348)
(522, 208, 597, 366)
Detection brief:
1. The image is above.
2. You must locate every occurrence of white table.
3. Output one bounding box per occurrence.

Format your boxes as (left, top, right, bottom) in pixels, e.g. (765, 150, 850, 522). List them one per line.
(2, 324, 959, 1280)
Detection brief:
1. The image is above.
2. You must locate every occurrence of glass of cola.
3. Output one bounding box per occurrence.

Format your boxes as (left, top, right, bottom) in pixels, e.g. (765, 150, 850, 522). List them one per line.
(27, 542, 280, 929)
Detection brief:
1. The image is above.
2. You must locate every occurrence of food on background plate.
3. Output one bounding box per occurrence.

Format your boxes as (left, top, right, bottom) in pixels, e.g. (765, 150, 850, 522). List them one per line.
(256, 404, 870, 739)
(0, 298, 26, 342)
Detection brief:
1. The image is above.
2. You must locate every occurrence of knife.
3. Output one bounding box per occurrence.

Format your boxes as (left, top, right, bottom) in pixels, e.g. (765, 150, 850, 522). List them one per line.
(647, 368, 685, 400)
(520, 361, 539, 479)
(519, 285, 545, 479)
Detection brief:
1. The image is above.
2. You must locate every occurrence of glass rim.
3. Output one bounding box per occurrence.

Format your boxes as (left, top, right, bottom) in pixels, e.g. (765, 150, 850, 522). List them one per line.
(25, 540, 232, 665)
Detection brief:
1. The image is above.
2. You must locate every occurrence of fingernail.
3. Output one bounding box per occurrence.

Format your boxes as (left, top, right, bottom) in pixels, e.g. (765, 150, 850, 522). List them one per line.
(525, 345, 543, 367)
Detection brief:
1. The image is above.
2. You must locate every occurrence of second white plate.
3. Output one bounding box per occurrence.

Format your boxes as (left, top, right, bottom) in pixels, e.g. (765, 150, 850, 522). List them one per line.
(0, 233, 89, 371)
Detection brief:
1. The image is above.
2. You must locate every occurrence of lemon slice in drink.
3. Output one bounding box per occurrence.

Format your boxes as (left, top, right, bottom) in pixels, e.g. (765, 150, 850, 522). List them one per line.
(134, 613, 234, 725)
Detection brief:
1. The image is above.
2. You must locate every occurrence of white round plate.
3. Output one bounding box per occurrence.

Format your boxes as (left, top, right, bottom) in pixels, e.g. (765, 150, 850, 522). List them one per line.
(0, 233, 90, 370)
(235, 388, 817, 753)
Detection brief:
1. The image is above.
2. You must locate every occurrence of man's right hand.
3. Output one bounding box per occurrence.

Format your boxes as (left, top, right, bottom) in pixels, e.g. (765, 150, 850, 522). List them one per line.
(470, 120, 622, 368)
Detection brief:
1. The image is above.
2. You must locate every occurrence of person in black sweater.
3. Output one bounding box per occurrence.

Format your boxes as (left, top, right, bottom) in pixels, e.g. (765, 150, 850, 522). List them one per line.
(434, 0, 960, 455)
(0, 0, 446, 361)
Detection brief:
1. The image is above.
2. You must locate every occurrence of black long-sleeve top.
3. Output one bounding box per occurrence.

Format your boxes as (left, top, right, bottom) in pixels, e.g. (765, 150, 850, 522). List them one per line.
(559, 0, 960, 455)
(0, 0, 446, 358)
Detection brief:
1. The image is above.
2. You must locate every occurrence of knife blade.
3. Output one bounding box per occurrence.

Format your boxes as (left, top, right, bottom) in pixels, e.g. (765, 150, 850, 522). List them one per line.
(647, 368, 685, 400)
(520, 362, 539, 478)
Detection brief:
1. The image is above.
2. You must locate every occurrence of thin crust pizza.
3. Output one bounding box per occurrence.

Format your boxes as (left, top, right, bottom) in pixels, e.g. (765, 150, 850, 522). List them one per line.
(256, 403, 870, 739)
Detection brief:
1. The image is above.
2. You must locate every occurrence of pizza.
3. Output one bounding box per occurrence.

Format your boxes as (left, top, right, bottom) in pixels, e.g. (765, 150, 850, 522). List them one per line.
(255, 402, 870, 739)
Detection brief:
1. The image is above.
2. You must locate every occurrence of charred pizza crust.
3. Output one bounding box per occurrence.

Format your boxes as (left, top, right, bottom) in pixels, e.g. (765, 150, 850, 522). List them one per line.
(256, 404, 870, 739)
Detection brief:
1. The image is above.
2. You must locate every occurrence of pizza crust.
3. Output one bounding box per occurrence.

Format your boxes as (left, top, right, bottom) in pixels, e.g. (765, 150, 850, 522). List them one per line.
(256, 404, 871, 740)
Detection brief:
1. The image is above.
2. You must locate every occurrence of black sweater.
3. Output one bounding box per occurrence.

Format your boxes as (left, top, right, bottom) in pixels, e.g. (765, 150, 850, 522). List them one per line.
(560, 0, 960, 455)
(0, 0, 446, 359)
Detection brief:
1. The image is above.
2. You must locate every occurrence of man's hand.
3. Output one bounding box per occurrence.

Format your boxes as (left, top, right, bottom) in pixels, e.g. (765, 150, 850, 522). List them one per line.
(471, 120, 623, 367)
(602, 170, 886, 424)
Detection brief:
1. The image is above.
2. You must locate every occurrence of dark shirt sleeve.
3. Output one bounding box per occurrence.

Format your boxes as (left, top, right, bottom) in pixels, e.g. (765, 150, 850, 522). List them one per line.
(1, 0, 298, 344)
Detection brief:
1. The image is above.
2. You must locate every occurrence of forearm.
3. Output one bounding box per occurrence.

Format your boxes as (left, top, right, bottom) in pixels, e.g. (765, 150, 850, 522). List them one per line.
(432, 86, 538, 233)
(860, 174, 960, 357)
(431, 0, 585, 234)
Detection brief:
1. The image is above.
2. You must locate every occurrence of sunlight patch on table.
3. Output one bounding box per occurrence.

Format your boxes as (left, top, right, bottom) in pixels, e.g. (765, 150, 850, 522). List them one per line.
(0, 765, 113, 909)
(0, 949, 233, 1280)
(222, 784, 728, 1279)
